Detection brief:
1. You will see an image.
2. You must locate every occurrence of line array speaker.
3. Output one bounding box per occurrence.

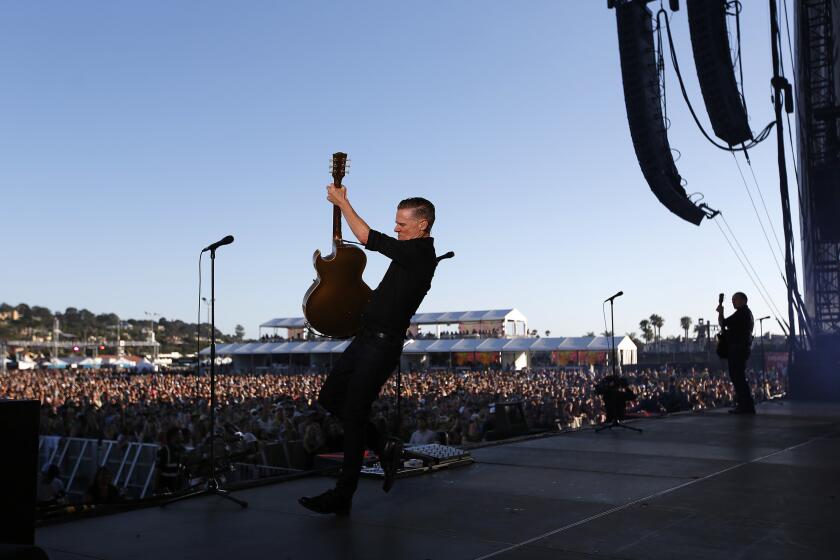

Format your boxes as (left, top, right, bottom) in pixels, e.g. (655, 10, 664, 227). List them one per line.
(686, 0, 752, 146)
(615, 1, 706, 225)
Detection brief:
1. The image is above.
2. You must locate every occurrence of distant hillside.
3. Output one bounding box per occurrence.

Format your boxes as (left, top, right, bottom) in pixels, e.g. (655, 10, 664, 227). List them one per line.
(0, 302, 242, 355)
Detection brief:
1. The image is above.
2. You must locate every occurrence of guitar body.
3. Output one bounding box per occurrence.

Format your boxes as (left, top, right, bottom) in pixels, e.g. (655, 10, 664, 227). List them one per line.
(303, 243, 372, 338)
(302, 152, 372, 338)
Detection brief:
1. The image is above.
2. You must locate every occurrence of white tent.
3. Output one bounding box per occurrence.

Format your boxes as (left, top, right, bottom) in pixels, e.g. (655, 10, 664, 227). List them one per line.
(111, 357, 136, 368)
(45, 358, 68, 369)
(135, 358, 156, 372)
(79, 357, 102, 369)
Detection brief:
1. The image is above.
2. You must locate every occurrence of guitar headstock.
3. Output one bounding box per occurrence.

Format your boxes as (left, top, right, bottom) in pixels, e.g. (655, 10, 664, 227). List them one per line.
(719, 293, 725, 305)
(330, 152, 349, 187)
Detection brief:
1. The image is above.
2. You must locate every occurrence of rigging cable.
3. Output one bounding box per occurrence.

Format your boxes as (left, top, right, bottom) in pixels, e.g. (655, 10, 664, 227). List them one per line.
(742, 152, 787, 258)
(712, 215, 788, 329)
(720, 213, 784, 324)
(658, 9, 775, 152)
(732, 153, 786, 274)
(718, 212, 789, 322)
(780, 0, 804, 226)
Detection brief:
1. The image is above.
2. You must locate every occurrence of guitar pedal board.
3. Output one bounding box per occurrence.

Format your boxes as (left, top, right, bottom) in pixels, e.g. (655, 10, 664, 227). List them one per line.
(360, 444, 474, 480)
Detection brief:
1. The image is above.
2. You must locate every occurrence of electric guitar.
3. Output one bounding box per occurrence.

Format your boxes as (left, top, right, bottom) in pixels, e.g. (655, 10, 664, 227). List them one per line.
(302, 152, 372, 338)
(715, 293, 729, 359)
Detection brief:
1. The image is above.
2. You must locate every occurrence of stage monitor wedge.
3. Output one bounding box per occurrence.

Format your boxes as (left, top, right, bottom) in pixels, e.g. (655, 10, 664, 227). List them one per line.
(686, 0, 752, 146)
(615, 0, 707, 226)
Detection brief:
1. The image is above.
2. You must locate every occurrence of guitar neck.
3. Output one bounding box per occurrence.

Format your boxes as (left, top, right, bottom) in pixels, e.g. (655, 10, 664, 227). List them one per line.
(330, 151, 348, 245)
(333, 203, 342, 243)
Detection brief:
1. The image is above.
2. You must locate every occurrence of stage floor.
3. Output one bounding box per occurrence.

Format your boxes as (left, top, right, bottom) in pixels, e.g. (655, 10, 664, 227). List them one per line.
(37, 401, 840, 560)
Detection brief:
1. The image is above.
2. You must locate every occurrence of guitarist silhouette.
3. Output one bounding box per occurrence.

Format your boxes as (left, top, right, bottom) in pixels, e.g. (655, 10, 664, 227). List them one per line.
(299, 182, 442, 515)
(717, 292, 755, 414)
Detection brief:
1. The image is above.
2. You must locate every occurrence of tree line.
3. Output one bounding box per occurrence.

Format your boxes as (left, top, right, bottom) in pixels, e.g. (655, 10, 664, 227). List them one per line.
(1, 302, 245, 354)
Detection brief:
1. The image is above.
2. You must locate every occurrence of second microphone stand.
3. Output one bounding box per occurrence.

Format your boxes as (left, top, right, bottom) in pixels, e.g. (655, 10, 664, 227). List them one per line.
(164, 246, 248, 508)
(596, 293, 642, 434)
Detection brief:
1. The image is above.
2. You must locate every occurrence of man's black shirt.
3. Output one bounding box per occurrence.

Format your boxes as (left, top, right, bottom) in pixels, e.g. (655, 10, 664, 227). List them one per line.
(723, 305, 754, 358)
(362, 229, 437, 335)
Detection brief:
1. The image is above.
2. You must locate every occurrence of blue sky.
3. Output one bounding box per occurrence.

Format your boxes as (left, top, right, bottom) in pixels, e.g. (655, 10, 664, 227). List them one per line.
(1, 1, 801, 339)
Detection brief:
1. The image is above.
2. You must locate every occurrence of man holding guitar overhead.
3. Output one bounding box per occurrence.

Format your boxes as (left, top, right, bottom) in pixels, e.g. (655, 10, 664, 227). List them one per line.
(299, 184, 439, 515)
(717, 292, 755, 414)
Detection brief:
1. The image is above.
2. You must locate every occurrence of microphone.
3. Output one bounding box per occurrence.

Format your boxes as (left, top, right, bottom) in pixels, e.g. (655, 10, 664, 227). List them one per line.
(202, 235, 234, 253)
(603, 290, 624, 302)
(436, 251, 455, 262)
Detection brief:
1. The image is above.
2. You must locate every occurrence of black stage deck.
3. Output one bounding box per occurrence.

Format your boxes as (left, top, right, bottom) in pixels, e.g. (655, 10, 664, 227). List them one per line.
(37, 401, 840, 560)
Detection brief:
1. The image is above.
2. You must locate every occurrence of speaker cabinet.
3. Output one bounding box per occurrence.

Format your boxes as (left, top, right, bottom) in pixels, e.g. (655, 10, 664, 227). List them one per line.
(0, 400, 40, 546)
(615, 1, 707, 225)
(687, 0, 752, 146)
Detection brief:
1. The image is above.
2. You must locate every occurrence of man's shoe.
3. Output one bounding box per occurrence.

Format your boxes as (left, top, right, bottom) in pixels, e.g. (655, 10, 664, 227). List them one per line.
(381, 437, 403, 493)
(298, 489, 351, 515)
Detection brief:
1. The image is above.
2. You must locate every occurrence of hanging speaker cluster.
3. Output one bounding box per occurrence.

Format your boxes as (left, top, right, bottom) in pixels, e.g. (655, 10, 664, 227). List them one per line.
(686, 0, 752, 146)
(614, 0, 707, 225)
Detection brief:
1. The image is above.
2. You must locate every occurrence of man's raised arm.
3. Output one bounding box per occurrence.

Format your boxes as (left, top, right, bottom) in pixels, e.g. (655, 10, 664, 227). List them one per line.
(326, 184, 370, 245)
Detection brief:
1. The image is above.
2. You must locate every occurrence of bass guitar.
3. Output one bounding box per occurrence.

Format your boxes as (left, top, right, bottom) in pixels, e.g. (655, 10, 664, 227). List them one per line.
(302, 152, 372, 338)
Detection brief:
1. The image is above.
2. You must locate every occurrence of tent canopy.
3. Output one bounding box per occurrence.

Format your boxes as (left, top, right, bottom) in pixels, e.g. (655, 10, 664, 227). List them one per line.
(201, 336, 635, 356)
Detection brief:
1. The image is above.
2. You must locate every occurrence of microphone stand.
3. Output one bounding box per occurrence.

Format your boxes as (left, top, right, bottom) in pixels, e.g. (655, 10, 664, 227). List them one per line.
(164, 246, 248, 508)
(596, 293, 642, 434)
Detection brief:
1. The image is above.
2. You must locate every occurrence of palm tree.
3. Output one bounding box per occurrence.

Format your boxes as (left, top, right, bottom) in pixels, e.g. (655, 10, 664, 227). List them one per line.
(649, 314, 664, 342)
(639, 319, 654, 343)
(680, 316, 692, 341)
(694, 319, 707, 341)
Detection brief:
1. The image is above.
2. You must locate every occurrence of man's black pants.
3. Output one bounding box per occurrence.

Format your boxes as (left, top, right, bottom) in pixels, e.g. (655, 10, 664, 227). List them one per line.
(317, 332, 403, 499)
(728, 353, 755, 410)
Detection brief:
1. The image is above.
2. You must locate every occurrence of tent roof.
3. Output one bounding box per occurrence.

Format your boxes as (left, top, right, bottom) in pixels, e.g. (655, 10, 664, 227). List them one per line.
(202, 336, 635, 356)
(260, 317, 307, 329)
(231, 343, 266, 355)
(259, 309, 525, 331)
(410, 309, 520, 324)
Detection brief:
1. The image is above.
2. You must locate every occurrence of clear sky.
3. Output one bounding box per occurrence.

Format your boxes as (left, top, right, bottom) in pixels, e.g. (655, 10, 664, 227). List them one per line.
(1, 0, 801, 340)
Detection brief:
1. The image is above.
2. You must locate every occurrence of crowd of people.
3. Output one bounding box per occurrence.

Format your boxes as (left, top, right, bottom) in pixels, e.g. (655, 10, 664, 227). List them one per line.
(2, 365, 786, 503)
(3, 365, 786, 446)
